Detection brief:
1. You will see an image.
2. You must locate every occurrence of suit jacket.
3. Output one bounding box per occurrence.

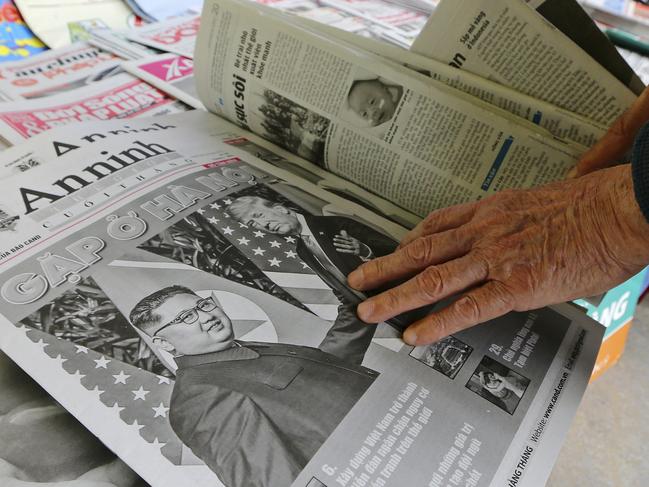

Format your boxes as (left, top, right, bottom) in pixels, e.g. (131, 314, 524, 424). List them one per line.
(170, 342, 377, 487)
(298, 214, 428, 332)
(297, 215, 396, 300)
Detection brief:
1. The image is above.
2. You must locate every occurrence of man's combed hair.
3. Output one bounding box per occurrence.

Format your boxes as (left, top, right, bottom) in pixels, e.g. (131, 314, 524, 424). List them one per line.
(226, 196, 272, 222)
(129, 285, 196, 333)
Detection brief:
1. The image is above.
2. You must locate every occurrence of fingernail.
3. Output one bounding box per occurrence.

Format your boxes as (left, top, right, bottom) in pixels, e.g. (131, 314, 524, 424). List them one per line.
(566, 167, 578, 179)
(348, 268, 364, 288)
(403, 328, 417, 345)
(357, 300, 373, 321)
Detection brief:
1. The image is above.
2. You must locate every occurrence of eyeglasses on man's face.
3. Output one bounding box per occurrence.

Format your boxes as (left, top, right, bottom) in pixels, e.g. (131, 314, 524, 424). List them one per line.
(153, 297, 219, 337)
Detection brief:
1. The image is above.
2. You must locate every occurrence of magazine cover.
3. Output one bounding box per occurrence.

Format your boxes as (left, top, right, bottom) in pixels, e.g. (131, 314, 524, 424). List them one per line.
(0, 0, 45, 61)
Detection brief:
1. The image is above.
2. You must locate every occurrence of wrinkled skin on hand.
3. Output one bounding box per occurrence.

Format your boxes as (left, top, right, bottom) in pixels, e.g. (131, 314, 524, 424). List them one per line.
(348, 164, 649, 346)
(575, 87, 649, 176)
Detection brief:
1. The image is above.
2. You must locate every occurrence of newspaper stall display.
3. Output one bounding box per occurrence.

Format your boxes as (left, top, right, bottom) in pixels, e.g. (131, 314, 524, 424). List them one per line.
(0, 109, 602, 487)
(0, 42, 122, 100)
(13, 0, 138, 48)
(0, 73, 188, 144)
(125, 15, 201, 59)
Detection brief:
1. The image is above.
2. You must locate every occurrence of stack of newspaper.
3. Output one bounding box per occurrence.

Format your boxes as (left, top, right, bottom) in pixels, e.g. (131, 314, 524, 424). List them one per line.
(0, 1, 638, 486)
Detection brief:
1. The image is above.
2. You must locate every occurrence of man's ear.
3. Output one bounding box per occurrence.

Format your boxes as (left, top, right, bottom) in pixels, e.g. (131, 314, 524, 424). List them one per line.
(152, 336, 175, 353)
(273, 204, 290, 214)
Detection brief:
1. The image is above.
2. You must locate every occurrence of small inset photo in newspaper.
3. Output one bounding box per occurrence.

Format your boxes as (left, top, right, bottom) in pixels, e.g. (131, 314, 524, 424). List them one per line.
(253, 88, 330, 166)
(465, 356, 531, 415)
(341, 68, 404, 135)
(409, 335, 473, 379)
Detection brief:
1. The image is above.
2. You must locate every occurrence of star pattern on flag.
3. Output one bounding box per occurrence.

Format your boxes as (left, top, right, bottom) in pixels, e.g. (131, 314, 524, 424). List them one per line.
(152, 402, 170, 418)
(187, 192, 346, 321)
(113, 371, 130, 384)
(193, 197, 318, 279)
(94, 356, 111, 369)
(15, 326, 183, 464)
(132, 386, 150, 401)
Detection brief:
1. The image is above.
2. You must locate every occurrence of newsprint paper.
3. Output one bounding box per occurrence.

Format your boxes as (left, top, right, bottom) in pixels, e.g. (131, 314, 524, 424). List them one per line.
(0, 349, 145, 485)
(0, 110, 602, 487)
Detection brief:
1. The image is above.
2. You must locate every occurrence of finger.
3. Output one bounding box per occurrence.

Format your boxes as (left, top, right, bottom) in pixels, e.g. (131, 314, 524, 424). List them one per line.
(402, 281, 514, 346)
(333, 238, 354, 245)
(576, 87, 649, 176)
(333, 243, 356, 251)
(348, 229, 473, 291)
(398, 201, 477, 249)
(356, 253, 488, 323)
(339, 230, 349, 238)
(335, 248, 357, 254)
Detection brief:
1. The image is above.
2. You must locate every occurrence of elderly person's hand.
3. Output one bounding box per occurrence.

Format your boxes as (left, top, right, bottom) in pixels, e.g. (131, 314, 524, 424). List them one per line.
(348, 164, 649, 346)
(575, 87, 649, 177)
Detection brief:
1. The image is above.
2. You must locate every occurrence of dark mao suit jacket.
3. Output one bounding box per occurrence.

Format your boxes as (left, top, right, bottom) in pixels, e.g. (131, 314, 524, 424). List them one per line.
(170, 341, 377, 487)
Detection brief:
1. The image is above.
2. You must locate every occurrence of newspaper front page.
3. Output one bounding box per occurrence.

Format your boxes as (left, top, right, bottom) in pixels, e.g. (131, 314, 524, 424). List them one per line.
(0, 42, 122, 101)
(0, 101, 421, 228)
(0, 73, 188, 144)
(194, 0, 582, 218)
(411, 0, 637, 127)
(0, 110, 602, 487)
(126, 15, 201, 59)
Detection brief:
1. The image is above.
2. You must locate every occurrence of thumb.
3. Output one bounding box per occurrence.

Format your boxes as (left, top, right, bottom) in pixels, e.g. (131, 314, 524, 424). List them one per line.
(576, 86, 649, 177)
(339, 230, 349, 238)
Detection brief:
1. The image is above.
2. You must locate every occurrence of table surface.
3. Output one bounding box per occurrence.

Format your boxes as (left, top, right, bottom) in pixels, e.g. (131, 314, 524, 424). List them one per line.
(546, 300, 649, 487)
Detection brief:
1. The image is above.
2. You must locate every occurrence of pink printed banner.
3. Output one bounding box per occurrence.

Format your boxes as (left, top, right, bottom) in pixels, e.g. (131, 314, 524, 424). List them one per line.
(147, 16, 200, 47)
(138, 55, 193, 83)
(0, 74, 185, 141)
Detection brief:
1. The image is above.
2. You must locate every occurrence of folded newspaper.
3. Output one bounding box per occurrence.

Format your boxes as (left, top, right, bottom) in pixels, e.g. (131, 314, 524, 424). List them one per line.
(0, 0, 637, 486)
